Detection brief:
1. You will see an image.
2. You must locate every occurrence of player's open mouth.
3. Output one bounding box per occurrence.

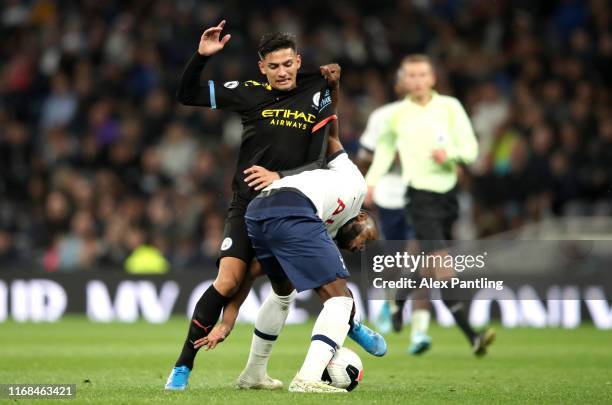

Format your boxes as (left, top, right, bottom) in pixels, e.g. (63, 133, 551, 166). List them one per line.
(276, 79, 289, 85)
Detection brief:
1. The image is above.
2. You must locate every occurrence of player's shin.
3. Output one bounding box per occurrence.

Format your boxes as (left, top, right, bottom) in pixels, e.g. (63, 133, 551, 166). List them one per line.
(410, 291, 431, 341)
(240, 289, 297, 382)
(175, 285, 229, 369)
(296, 296, 353, 381)
(411, 309, 431, 338)
(441, 294, 477, 343)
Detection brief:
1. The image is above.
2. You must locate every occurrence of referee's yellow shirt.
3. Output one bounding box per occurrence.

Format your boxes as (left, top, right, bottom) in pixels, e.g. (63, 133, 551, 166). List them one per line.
(365, 92, 478, 194)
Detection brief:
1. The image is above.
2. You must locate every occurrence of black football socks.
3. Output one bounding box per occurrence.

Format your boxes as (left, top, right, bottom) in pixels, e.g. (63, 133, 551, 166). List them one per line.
(175, 285, 229, 369)
(442, 297, 477, 344)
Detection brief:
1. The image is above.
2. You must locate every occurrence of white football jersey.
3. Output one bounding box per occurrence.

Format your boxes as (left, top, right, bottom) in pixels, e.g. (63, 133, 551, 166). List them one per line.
(264, 152, 367, 238)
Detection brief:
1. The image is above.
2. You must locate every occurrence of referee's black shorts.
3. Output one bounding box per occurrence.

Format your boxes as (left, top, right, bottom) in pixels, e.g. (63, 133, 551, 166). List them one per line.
(406, 186, 458, 253)
(216, 195, 256, 268)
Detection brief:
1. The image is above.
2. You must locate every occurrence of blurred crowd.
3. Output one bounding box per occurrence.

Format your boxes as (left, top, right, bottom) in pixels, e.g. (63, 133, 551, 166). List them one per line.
(0, 0, 610, 271)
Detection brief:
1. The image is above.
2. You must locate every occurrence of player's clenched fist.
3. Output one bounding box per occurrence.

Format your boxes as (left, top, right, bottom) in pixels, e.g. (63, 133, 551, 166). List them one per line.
(198, 20, 232, 56)
(320, 63, 341, 88)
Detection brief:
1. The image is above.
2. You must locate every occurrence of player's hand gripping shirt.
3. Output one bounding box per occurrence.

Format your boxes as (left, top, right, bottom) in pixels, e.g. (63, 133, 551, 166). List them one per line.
(265, 151, 367, 238)
(177, 53, 337, 210)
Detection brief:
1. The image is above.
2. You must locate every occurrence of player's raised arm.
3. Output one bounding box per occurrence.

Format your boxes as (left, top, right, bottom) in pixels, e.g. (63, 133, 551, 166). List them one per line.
(176, 20, 232, 106)
(326, 136, 344, 160)
(320, 63, 341, 140)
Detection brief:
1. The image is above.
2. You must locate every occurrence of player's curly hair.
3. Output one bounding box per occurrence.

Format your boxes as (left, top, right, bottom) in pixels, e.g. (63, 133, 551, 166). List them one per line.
(335, 210, 378, 250)
(258, 32, 297, 59)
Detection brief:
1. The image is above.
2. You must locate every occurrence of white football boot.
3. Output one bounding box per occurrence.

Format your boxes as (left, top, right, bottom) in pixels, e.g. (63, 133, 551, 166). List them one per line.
(236, 372, 283, 390)
(288, 377, 347, 393)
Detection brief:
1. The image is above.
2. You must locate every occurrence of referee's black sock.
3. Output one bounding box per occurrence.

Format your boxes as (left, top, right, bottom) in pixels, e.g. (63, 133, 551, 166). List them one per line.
(394, 298, 406, 316)
(175, 285, 229, 369)
(442, 297, 477, 344)
(394, 276, 415, 313)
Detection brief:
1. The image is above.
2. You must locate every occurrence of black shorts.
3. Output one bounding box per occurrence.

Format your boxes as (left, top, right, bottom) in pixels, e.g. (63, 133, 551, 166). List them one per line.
(217, 197, 256, 267)
(406, 186, 458, 253)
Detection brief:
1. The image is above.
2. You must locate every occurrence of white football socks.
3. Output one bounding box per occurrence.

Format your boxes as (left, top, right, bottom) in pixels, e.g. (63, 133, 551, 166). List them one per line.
(296, 296, 353, 381)
(242, 289, 297, 381)
(411, 309, 431, 340)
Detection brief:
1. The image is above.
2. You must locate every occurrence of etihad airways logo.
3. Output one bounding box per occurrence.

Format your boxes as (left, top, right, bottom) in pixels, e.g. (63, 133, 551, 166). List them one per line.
(244, 80, 272, 90)
(262, 109, 316, 130)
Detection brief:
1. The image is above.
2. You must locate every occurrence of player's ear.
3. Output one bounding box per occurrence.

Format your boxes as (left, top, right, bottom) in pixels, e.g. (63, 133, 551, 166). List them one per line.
(295, 54, 301, 70)
(357, 210, 368, 222)
(258, 59, 266, 75)
(429, 64, 437, 87)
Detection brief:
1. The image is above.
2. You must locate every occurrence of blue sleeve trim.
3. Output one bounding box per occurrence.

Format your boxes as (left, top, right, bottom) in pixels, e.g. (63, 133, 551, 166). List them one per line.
(208, 80, 216, 109)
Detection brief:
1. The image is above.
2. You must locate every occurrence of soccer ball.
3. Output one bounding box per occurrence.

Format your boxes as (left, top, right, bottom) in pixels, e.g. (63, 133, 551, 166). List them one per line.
(322, 347, 363, 391)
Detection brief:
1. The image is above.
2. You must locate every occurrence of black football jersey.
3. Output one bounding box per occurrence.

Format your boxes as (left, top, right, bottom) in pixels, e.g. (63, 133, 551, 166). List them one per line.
(177, 52, 336, 213)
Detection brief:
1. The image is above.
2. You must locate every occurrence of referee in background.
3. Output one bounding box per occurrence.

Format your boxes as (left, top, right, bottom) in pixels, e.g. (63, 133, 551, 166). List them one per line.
(365, 54, 494, 356)
(358, 70, 431, 350)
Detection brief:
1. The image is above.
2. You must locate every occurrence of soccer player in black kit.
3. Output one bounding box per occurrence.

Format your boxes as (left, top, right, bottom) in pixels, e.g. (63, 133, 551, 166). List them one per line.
(165, 21, 384, 390)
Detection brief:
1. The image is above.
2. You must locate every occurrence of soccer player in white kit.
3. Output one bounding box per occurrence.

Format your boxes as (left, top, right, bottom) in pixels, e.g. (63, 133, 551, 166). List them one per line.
(247, 137, 378, 393)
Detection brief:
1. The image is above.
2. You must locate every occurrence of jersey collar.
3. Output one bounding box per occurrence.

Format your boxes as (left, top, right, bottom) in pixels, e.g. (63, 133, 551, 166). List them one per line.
(405, 90, 438, 108)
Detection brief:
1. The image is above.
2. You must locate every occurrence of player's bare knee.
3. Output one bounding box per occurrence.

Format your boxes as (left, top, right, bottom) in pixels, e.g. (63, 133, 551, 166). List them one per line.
(248, 259, 265, 279)
(317, 278, 350, 301)
(214, 258, 248, 296)
(213, 279, 240, 297)
(271, 279, 294, 296)
(213, 272, 242, 296)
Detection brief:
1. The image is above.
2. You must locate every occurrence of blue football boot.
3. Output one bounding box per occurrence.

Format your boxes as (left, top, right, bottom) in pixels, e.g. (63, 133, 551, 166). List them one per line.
(348, 320, 388, 357)
(408, 332, 432, 355)
(165, 365, 191, 390)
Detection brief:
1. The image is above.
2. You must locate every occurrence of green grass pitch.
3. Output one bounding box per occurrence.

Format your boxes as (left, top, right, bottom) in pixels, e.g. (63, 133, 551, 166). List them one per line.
(1, 317, 611, 404)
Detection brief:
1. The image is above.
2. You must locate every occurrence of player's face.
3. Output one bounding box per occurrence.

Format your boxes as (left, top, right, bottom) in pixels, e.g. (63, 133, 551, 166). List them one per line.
(400, 61, 436, 99)
(258, 48, 301, 91)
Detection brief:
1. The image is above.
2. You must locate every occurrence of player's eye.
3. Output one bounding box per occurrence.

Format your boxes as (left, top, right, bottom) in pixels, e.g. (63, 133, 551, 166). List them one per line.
(268, 64, 278, 69)
(283, 61, 293, 67)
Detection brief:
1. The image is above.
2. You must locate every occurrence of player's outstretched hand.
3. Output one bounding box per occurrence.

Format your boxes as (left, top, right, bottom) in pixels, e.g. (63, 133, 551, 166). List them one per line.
(198, 20, 231, 56)
(244, 165, 280, 191)
(193, 323, 231, 351)
(320, 63, 341, 88)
